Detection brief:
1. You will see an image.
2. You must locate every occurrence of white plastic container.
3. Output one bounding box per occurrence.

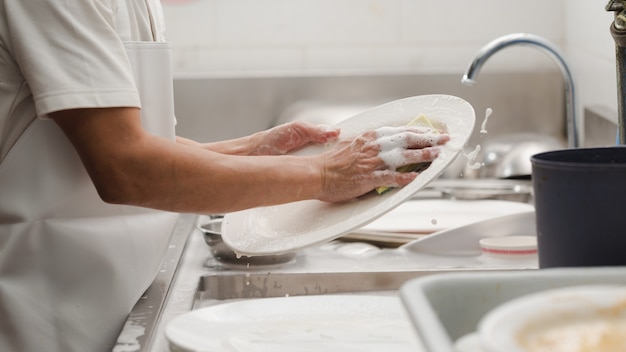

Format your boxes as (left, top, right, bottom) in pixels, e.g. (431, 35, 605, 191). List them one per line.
(400, 267, 626, 352)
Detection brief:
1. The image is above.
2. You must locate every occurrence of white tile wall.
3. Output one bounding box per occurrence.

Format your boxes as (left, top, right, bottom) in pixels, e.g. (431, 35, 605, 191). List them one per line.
(162, 0, 565, 75)
(162, 0, 621, 125)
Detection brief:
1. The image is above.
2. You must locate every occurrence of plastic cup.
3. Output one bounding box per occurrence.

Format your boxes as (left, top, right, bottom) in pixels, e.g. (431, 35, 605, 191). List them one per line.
(531, 147, 626, 268)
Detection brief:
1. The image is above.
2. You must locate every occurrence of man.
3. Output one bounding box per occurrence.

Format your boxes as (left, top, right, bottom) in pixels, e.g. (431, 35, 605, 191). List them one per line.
(0, 1, 447, 351)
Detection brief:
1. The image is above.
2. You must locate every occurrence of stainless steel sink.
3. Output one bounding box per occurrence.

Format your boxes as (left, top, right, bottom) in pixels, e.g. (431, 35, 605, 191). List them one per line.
(192, 269, 488, 310)
(112, 211, 537, 352)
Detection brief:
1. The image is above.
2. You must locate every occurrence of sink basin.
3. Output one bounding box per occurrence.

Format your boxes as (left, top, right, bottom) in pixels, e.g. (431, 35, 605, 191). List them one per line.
(192, 270, 468, 309)
(192, 240, 537, 308)
(115, 199, 539, 351)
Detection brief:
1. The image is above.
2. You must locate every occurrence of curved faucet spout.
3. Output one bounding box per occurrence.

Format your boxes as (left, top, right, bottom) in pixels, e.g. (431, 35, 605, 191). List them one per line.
(462, 33, 579, 148)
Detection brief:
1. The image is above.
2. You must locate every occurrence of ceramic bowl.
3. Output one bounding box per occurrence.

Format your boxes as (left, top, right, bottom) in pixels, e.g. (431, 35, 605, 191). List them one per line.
(478, 285, 626, 352)
(199, 218, 296, 266)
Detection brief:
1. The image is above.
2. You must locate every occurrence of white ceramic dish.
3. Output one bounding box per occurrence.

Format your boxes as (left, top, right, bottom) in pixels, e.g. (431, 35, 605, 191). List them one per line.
(222, 94, 475, 256)
(400, 209, 535, 257)
(478, 285, 626, 352)
(343, 199, 533, 247)
(361, 199, 532, 234)
(165, 295, 423, 352)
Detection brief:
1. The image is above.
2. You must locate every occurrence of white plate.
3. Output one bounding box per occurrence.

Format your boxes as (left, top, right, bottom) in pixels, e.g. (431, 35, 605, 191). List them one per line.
(400, 209, 536, 257)
(360, 199, 533, 234)
(223, 94, 475, 256)
(165, 295, 423, 352)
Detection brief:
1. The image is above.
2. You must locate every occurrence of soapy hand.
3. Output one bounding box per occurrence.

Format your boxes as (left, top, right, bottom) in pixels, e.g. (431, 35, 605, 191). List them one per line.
(315, 125, 449, 202)
(374, 125, 446, 169)
(249, 121, 340, 156)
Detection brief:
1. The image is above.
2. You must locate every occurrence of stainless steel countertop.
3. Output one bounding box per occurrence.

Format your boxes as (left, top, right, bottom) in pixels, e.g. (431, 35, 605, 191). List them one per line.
(112, 213, 200, 352)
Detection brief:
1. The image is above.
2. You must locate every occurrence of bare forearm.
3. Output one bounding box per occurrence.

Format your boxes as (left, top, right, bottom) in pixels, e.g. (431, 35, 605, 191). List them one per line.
(176, 135, 255, 155)
(110, 137, 322, 213)
(51, 108, 321, 213)
(182, 122, 340, 156)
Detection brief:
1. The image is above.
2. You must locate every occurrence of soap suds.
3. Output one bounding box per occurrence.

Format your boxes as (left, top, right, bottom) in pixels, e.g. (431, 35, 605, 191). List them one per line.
(480, 108, 493, 134)
(113, 321, 145, 352)
(464, 144, 482, 170)
(462, 107, 492, 171)
(374, 125, 443, 170)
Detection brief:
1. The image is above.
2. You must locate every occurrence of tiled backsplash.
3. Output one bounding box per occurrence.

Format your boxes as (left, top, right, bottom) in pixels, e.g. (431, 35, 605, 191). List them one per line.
(162, 0, 563, 75)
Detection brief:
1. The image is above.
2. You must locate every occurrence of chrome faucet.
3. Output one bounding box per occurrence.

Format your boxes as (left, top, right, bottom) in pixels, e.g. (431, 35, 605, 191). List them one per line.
(462, 33, 579, 148)
(607, 0, 626, 144)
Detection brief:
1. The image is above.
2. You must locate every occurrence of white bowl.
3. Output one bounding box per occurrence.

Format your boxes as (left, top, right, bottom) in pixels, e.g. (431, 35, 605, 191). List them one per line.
(478, 285, 626, 352)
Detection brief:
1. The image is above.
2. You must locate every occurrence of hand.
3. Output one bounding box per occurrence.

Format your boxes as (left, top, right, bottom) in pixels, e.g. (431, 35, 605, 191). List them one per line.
(248, 121, 340, 155)
(314, 125, 449, 202)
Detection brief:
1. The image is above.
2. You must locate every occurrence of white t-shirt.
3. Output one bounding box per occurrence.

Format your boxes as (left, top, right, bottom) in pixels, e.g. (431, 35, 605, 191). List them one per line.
(0, 0, 157, 161)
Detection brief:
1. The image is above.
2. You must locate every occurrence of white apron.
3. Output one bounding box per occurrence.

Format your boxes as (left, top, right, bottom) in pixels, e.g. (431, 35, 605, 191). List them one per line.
(0, 2, 178, 352)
